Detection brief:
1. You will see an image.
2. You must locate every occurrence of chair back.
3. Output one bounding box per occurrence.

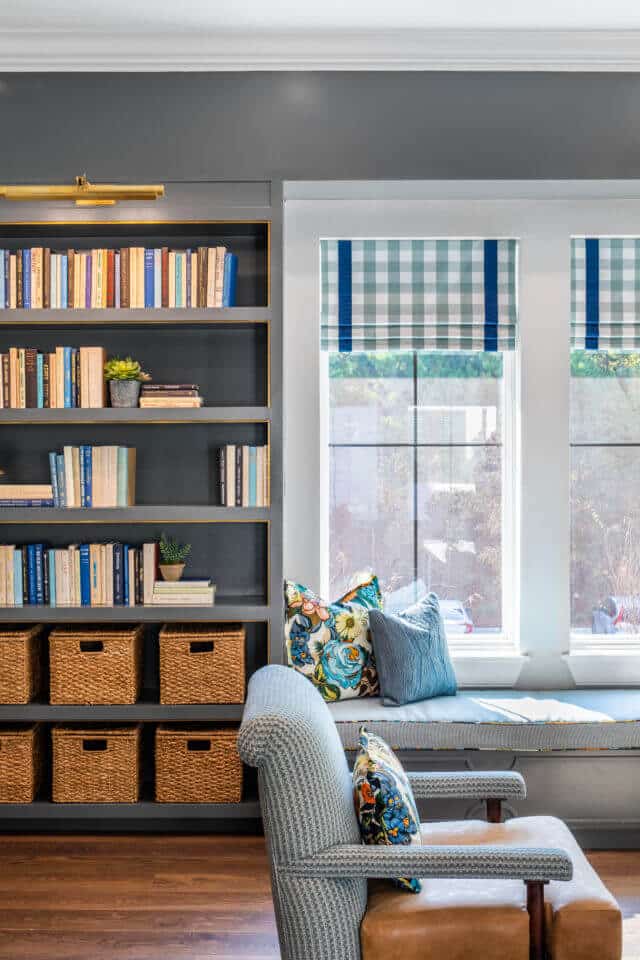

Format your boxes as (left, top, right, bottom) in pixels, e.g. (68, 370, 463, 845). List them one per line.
(239, 665, 366, 960)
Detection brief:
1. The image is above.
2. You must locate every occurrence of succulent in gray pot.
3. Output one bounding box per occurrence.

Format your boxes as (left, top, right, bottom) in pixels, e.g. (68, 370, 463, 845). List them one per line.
(104, 356, 151, 408)
(158, 534, 191, 582)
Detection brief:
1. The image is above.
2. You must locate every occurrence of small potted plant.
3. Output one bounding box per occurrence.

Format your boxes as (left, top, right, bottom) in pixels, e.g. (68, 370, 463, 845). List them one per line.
(104, 356, 151, 408)
(159, 534, 191, 582)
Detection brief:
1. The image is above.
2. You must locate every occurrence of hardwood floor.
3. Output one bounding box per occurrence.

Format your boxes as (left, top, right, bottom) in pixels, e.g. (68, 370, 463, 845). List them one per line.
(0, 838, 638, 959)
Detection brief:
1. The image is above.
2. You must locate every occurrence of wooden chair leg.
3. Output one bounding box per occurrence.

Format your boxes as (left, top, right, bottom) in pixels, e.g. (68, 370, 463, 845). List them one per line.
(486, 798, 502, 823)
(526, 880, 548, 960)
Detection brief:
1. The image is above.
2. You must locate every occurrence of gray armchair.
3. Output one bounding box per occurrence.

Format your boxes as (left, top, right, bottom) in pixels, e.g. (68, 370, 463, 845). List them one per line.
(238, 665, 621, 960)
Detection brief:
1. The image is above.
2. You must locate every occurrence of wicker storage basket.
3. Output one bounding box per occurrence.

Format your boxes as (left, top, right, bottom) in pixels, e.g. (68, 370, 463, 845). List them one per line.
(49, 626, 143, 705)
(0, 725, 42, 802)
(155, 726, 242, 803)
(159, 624, 246, 704)
(0, 626, 44, 704)
(52, 725, 141, 803)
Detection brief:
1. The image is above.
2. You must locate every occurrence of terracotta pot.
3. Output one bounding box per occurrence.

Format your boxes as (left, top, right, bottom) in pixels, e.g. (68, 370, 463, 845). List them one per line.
(159, 563, 185, 582)
(109, 379, 141, 408)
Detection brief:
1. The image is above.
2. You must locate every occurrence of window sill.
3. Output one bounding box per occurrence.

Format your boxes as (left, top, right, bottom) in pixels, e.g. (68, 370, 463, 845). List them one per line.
(450, 646, 526, 687)
(565, 646, 640, 686)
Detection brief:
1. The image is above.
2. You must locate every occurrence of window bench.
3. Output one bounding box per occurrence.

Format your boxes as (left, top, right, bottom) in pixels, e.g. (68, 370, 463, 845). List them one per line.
(330, 689, 640, 848)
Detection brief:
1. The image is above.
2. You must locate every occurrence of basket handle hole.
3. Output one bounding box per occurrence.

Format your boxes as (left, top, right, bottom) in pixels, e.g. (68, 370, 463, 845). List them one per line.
(189, 641, 214, 654)
(83, 739, 108, 751)
(187, 740, 211, 752)
(80, 640, 104, 653)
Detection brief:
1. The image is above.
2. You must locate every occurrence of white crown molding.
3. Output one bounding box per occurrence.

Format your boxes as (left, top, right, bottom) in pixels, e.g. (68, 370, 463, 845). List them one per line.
(4, 28, 640, 71)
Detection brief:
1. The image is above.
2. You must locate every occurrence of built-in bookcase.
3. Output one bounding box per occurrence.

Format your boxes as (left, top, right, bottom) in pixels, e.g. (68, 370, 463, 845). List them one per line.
(0, 181, 283, 830)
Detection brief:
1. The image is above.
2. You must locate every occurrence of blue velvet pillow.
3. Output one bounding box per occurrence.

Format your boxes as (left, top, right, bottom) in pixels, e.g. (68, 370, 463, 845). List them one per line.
(368, 593, 457, 706)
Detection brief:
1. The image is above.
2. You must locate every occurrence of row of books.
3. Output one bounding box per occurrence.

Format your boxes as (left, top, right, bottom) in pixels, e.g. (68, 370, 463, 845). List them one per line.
(218, 445, 269, 507)
(0, 542, 215, 607)
(48, 446, 136, 508)
(0, 346, 106, 409)
(0, 247, 238, 310)
(138, 383, 203, 409)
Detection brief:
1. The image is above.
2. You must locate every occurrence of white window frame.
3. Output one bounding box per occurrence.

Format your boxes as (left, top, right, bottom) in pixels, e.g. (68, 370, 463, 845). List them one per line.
(283, 180, 640, 687)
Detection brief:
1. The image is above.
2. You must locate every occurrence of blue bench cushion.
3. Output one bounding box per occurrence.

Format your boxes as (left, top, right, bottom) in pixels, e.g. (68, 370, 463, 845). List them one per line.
(329, 688, 640, 751)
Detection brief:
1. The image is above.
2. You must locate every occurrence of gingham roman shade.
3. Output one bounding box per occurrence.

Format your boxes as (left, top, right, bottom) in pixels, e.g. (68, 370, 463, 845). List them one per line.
(572, 237, 640, 350)
(320, 238, 518, 352)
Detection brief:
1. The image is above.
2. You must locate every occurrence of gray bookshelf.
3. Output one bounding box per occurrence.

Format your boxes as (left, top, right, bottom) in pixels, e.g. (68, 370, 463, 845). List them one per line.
(0, 179, 283, 831)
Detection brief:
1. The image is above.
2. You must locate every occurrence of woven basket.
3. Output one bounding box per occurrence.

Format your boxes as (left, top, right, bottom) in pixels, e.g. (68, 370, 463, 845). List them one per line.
(159, 624, 246, 704)
(0, 626, 44, 704)
(52, 725, 141, 803)
(0, 725, 42, 803)
(49, 626, 143, 705)
(155, 726, 242, 803)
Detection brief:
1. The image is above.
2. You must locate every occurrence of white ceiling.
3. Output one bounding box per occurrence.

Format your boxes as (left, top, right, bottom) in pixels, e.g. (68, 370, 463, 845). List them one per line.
(3, 0, 640, 70)
(3, 0, 640, 32)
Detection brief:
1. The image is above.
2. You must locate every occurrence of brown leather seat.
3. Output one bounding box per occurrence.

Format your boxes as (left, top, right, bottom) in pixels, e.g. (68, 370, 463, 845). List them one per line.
(361, 816, 622, 960)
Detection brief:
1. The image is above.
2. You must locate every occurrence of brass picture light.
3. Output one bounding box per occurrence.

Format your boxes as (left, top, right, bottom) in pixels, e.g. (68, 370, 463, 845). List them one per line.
(0, 175, 165, 206)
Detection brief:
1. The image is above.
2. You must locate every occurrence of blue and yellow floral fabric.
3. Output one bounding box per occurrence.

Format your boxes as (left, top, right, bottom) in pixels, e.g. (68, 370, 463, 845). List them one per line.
(284, 575, 382, 701)
(352, 727, 422, 893)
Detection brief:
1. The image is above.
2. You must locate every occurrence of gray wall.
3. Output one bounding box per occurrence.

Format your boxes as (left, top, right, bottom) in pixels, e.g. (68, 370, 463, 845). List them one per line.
(1, 72, 640, 181)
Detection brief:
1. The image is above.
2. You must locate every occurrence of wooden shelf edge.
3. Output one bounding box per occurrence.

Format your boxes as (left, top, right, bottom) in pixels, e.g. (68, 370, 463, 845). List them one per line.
(0, 702, 246, 721)
(0, 506, 270, 523)
(0, 801, 261, 819)
(0, 406, 271, 423)
(0, 307, 271, 325)
(0, 603, 270, 622)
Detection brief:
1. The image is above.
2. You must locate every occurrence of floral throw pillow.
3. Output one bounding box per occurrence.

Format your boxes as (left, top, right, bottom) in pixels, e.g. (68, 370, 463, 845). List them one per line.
(352, 727, 422, 894)
(284, 575, 381, 701)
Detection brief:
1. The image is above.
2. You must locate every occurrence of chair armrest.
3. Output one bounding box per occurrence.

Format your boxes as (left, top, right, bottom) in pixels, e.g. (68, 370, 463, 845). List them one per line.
(283, 843, 572, 883)
(407, 770, 526, 801)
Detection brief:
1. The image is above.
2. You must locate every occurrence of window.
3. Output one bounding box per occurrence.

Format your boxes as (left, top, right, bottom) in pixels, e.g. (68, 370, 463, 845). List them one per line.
(328, 350, 512, 641)
(571, 351, 640, 639)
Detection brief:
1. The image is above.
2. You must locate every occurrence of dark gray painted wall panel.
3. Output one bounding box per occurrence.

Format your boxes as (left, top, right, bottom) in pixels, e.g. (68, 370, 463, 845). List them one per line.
(2, 72, 640, 181)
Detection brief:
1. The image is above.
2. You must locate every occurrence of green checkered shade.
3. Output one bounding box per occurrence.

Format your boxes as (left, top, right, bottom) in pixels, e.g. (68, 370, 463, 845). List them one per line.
(320, 238, 518, 352)
(572, 237, 640, 350)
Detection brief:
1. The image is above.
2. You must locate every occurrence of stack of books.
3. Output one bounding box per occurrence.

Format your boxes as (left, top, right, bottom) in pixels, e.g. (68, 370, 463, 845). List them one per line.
(218, 445, 269, 507)
(48, 446, 136, 508)
(139, 384, 203, 409)
(0, 345, 106, 409)
(0, 484, 54, 507)
(150, 579, 216, 606)
(0, 247, 238, 310)
(0, 540, 186, 607)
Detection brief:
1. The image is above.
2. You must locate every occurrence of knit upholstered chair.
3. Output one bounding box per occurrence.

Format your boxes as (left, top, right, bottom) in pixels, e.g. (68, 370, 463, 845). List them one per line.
(238, 665, 622, 960)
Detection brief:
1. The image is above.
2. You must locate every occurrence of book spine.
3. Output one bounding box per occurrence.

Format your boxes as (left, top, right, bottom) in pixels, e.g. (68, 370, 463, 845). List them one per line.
(79, 444, 86, 507)
(42, 547, 50, 605)
(42, 354, 49, 408)
(144, 248, 154, 308)
(14, 550, 23, 607)
(47, 549, 55, 607)
(161, 248, 169, 307)
(0, 499, 54, 506)
(26, 545, 36, 604)
(24, 348, 38, 408)
(83, 445, 92, 508)
(114, 251, 120, 308)
(185, 249, 191, 308)
(116, 447, 127, 507)
(43, 248, 51, 309)
(222, 252, 238, 307)
(62, 347, 71, 408)
(123, 544, 129, 606)
(22, 249, 31, 308)
(36, 352, 44, 408)
(219, 447, 226, 505)
(107, 249, 115, 308)
(113, 542, 123, 606)
(79, 544, 90, 606)
(120, 248, 129, 308)
(56, 453, 66, 508)
(0, 250, 4, 311)
(1, 354, 8, 408)
(249, 446, 257, 507)
(16, 250, 23, 308)
(85, 253, 92, 309)
(235, 445, 242, 507)
(50, 253, 57, 308)
(34, 544, 44, 604)
(49, 451, 59, 507)
(154, 249, 162, 308)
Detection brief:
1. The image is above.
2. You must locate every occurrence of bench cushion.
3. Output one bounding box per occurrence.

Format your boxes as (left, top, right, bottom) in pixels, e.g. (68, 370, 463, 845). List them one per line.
(330, 688, 640, 751)
(361, 816, 621, 960)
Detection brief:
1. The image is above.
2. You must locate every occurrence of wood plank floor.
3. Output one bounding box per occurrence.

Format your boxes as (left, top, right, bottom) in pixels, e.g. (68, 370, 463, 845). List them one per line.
(0, 838, 638, 959)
